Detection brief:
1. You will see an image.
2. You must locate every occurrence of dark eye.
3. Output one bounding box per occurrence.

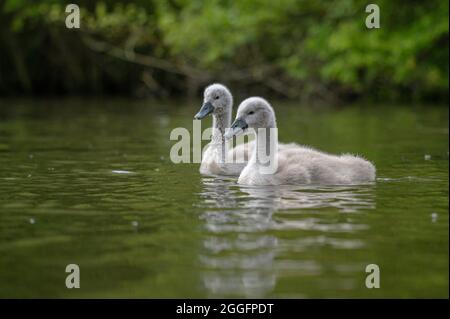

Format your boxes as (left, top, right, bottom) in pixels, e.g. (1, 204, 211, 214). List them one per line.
(214, 96, 220, 100)
(248, 111, 254, 115)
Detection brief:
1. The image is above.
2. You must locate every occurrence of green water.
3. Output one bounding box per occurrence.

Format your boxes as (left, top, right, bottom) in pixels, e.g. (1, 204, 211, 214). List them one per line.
(0, 99, 448, 298)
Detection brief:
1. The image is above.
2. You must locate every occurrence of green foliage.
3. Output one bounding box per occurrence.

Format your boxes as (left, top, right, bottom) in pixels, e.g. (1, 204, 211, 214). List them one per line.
(0, 0, 448, 102)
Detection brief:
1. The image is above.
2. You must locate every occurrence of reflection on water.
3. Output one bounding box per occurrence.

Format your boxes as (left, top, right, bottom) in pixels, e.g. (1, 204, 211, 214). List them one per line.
(197, 176, 376, 297)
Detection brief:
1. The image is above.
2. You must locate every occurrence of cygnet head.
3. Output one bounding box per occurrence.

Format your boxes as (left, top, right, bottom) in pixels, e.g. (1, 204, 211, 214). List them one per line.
(194, 83, 233, 120)
(225, 97, 276, 139)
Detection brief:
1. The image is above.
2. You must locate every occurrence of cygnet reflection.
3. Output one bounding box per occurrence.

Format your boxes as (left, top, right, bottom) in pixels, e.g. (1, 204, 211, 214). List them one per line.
(197, 176, 376, 297)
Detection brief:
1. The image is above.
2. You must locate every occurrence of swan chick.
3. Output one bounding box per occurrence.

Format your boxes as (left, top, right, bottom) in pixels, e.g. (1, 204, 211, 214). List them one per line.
(226, 97, 376, 185)
(194, 84, 253, 176)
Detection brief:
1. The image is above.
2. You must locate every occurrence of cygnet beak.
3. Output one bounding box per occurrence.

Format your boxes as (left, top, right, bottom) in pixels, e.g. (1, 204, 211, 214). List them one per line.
(194, 101, 214, 120)
(224, 118, 248, 139)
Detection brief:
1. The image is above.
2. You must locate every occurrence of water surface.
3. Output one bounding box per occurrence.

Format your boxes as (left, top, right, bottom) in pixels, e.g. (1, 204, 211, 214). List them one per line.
(0, 99, 448, 298)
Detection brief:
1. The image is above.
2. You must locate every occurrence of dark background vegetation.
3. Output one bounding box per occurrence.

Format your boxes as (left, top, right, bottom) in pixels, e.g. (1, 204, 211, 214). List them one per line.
(0, 0, 448, 103)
